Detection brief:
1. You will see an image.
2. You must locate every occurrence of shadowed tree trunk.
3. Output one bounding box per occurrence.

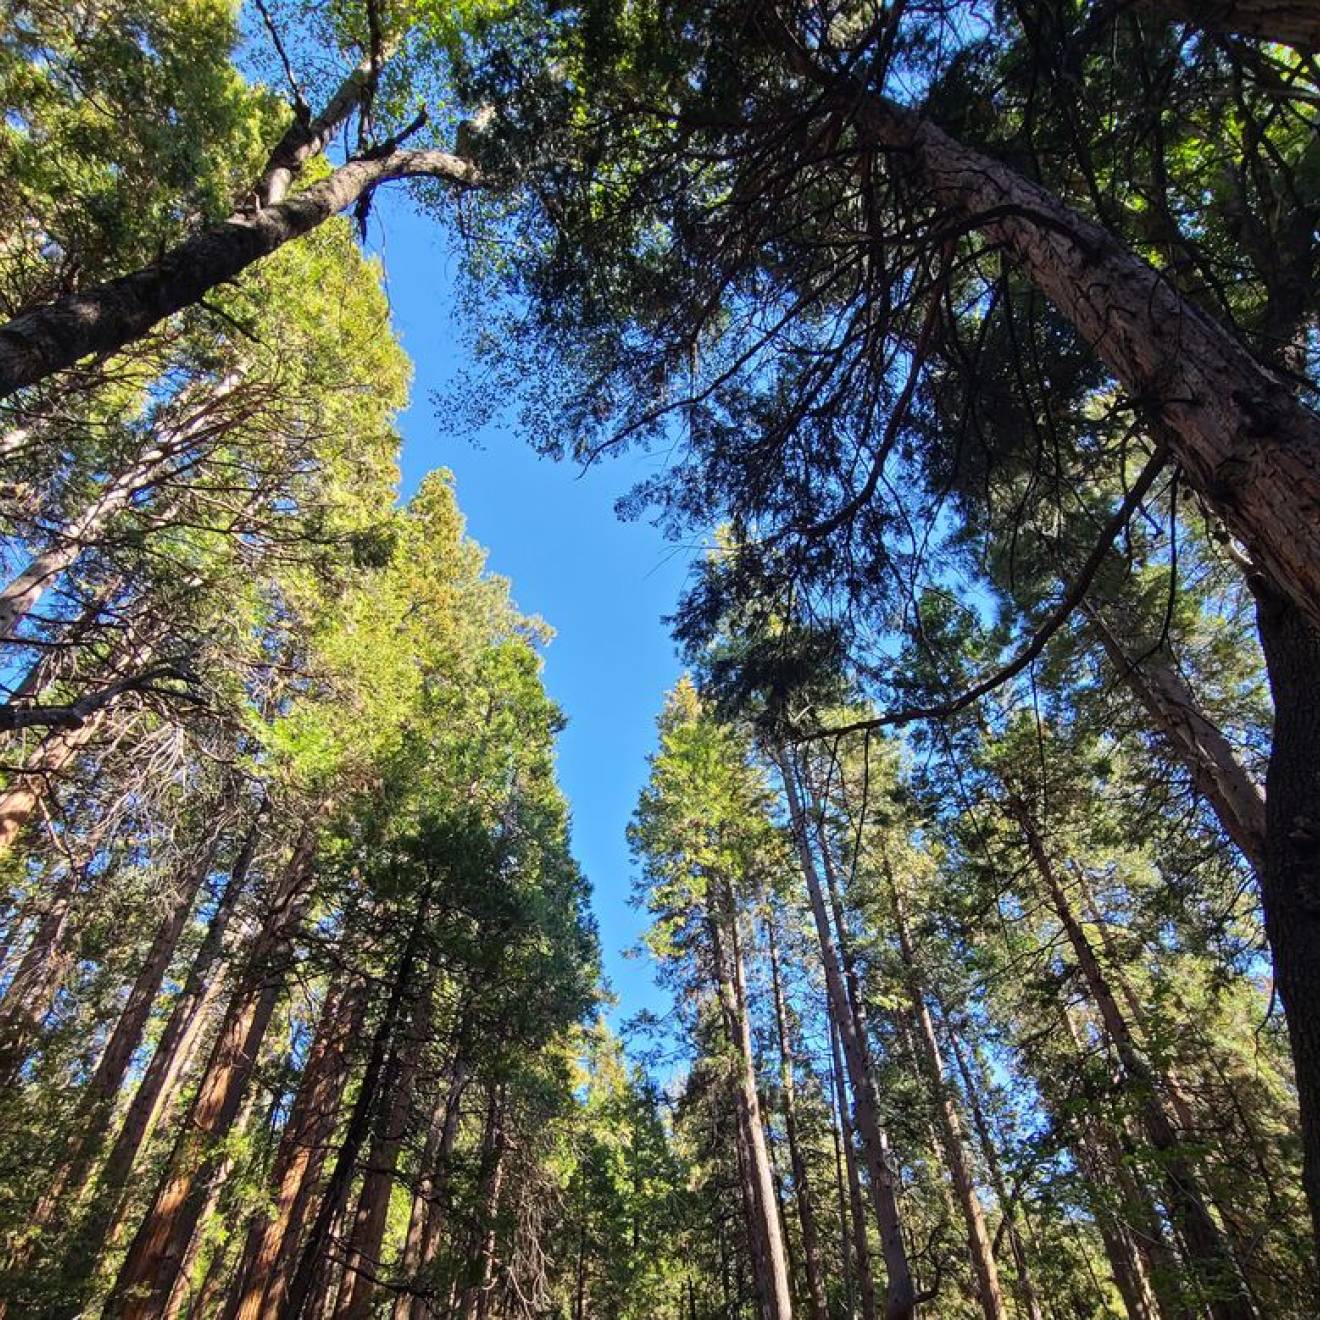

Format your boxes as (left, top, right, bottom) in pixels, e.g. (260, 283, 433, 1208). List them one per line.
(73, 815, 263, 1279)
(0, 858, 87, 1085)
(5, 825, 226, 1279)
(828, 1002, 878, 1320)
(1254, 585, 1320, 1267)
(789, 52, 1320, 642)
(1138, 0, 1320, 49)
(943, 1026, 1046, 1320)
(281, 888, 430, 1320)
(0, 141, 476, 400)
(766, 910, 828, 1320)
(393, 1048, 472, 1320)
(164, 1082, 265, 1320)
(335, 931, 436, 1320)
(457, 1085, 508, 1320)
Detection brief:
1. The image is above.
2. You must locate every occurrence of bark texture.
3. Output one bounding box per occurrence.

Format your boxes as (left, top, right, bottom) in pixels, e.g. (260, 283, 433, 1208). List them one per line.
(0, 151, 477, 400)
(393, 1051, 472, 1320)
(281, 890, 430, 1319)
(1012, 800, 1256, 1320)
(793, 57, 1320, 639)
(767, 914, 829, 1320)
(21, 830, 223, 1253)
(228, 979, 367, 1320)
(1142, 0, 1320, 49)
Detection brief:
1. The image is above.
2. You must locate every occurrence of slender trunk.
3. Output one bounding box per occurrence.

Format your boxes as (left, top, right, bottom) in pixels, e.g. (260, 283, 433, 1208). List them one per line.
(829, 1002, 878, 1320)
(0, 715, 101, 854)
(706, 876, 793, 1320)
(1010, 797, 1255, 1320)
(1072, 1118, 1165, 1320)
(1254, 585, 1320, 1275)
(943, 1027, 1046, 1320)
(1084, 602, 1265, 871)
(776, 747, 916, 1319)
(0, 382, 237, 639)
(335, 948, 435, 1320)
(0, 861, 83, 1084)
(106, 827, 317, 1317)
(0, 603, 157, 856)
(457, 1087, 507, 1320)
(828, 1083, 856, 1319)
(573, 1222, 587, 1320)
(164, 1082, 264, 1320)
(766, 912, 828, 1320)
(1075, 869, 1262, 1288)
(887, 877, 1006, 1320)
(393, 1051, 472, 1320)
(281, 892, 430, 1320)
(1055, 1007, 1182, 1320)
(229, 978, 368, 1320)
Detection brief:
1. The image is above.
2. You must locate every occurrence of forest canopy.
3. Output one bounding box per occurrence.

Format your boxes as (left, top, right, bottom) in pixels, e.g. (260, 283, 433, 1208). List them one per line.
(0, 1, 1316, 1318)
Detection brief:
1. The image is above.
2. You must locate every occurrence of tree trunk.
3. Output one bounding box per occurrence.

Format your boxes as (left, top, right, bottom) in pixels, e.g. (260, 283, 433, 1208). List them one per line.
(0, 860, 84, 1085)
(335, 948, 435, 1320)
(1083, 602, 1265, 871)
(799, 57, 1320, 638)
(228, 978, 368, 1320)
(281, 890, 431, 1320)
(1073, 1117, 1165, 1320)
(105, 825, 316, 1317)
(164, 1081, 264, 1320)
(943, 1027, 1046, 1320)
(766, 911, 829, 1320)
(0, 600, 160, 855)
(827, 1081, 856, 1320)
(828, 1003, 879, 1320)
(0, 715, 101, 854)
(705, 875, 794, 1320)
(78, 816, 261, 1269)
(776, 746, 917, 1319)
(1011, 801, 1254, 1320)
(1254, 585, 1320, 1272)
(887, 876, 1006, 1320)
(18, 827, 223, 1256)
(1139, 0, 1320, 49)
(0, 152, 476, 400)
(393, 1050, 472, 1320)
(0, 381, 238, 639)
(457, 1086, 508, 1320)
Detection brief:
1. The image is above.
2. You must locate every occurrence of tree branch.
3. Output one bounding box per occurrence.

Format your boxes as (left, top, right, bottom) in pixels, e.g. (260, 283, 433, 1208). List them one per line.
(793, 445, 1169, 740)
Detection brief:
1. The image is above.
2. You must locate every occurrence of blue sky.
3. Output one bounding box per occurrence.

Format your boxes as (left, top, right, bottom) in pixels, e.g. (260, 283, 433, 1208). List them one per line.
(370, 195, 688, 1028)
